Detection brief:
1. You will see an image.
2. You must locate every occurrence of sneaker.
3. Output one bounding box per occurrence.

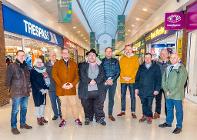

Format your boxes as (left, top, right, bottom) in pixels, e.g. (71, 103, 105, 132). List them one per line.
(131, 113, 137, 119)
(52, 116, 58, 120)
(153, 112, 160, 119)
(84, 118, 90, 125)
(159, 122, 172, 128)
(117, 112, 125, 117)
(11, 128, 20, 135)
(20, 124, 32, 129)
(41, 117, 48, 123)
(139, 116, 146, 122)
(109, 115, 116, 121)
(97, 119, 106, 126)
(172, 128, 182, 134)
(147, 117, 152, 124)
(75, 118, 82, 126)
(59, 119, 66, 127)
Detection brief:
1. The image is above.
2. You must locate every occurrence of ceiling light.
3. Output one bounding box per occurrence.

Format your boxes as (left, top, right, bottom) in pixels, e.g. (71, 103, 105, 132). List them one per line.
(77, 31, 80, 34)
(73, 26, 77, 29)
(131, 24, 135, 27)
(136, 18, 140, 21)
(128, 29, 131, 32)
(142, 8, 148, 12)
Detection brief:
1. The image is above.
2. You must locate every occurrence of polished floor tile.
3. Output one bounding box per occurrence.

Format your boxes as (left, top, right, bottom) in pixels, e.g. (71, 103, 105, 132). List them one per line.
(0, 84, 197, 140)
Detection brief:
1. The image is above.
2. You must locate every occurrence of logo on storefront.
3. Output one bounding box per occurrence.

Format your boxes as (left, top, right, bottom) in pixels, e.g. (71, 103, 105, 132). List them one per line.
(167, 14, 182, 23)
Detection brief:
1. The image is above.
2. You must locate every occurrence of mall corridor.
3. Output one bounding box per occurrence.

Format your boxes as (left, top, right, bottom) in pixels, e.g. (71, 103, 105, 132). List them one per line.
(0, 0, 197, 139)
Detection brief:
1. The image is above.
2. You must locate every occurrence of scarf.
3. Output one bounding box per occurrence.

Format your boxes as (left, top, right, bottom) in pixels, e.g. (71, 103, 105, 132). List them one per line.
(16, 59, 27, 69)
(34, 66, 50, 87)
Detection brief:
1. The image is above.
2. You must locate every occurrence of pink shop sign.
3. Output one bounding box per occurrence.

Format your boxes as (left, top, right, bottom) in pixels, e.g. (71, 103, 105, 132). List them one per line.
(186, 12, 197, 30)
(165, 12, 185, 30)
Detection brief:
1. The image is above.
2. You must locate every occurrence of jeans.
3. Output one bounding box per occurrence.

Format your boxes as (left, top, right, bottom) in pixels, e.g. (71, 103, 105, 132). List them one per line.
(106, 81, 117, 115)
(11, 96, 28, 128)
(140, 96, 154, 117)
(121, 83, 136, 112)
(166, 99, 183, 128)
(49, 91, 62, 117)
(155, 89, 167, 115)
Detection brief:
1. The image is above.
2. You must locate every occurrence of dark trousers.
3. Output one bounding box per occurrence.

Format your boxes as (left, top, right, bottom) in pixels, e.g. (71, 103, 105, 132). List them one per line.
(140, 96, 154, 117)
(106, 81, 117, 115)
(155, 89, 167, 115)
(121, 83, 136, 112)
(49, 91, 62, 117)
(81, 91, 105, 121)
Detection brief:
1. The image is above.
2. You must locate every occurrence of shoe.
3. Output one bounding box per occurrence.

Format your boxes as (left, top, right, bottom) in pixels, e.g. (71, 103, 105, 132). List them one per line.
(11, 128, 20, 135)
(75, 118, 82, 126)
(59, 119, 66, 127)
(84, 118, 90, 125)
(159, 122, 172, 128)
(147, 117, 152, 124)
(37, 118, 44, 126)
(172, 128, 182, 134)
(20, 124, 32, 129)
(97, 119, 106, 126)
(153, 112, 160, 119)
(52, 116, 58, 120)
(41, 117, 48, 123)
(131, 113, 137, 119)
(117, 112, 125, 116)
(139, 116, 146, 122)
(109, 115, 116, 121)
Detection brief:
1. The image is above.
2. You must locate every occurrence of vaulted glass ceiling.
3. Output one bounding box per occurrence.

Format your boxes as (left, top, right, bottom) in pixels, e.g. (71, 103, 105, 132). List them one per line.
(76, 0, 130, 40)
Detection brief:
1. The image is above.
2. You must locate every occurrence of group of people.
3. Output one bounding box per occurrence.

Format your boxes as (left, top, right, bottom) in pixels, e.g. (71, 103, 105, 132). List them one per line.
(5, 45, 187, 135)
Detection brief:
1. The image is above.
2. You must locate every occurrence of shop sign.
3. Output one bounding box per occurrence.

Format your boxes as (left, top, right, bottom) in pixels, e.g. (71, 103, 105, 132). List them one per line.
(145, 26, 167, 42)
(117, 15, 125, 42)
(2, 5, 64, 47)
(165, 12, 185, 30)
(58, 0, 72, 23)
(90, 32, 95, 49)
(112, 39, 115, 50)
(186, 12, 197, 30)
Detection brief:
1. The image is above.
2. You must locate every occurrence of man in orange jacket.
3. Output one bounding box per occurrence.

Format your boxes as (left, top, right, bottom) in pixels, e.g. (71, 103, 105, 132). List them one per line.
(117, 46, 139, 118)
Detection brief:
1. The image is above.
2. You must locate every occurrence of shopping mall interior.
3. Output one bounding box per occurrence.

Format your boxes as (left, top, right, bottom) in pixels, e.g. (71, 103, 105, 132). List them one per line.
(0, 0, 197, 139)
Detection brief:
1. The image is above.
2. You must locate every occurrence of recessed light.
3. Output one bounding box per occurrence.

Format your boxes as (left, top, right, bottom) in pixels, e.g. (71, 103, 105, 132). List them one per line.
(131, 24, 135, 27)
(142, 8, 148, 12)
(136, 18, 140, 21)
(73, 26, 77, 29)
(128, 29, 131, 32)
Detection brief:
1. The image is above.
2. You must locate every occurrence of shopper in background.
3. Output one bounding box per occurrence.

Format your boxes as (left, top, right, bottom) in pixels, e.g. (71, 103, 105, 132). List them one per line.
(78, 49, 106, 126)
(52, 48, 82, 127)
(118, 45, 139, 118)
(45, 51, 62, 120)
(101, 47, 120, 121)
(5, 50, 32, 135)
(30, 58, 50, 126)
(153, 49, 170, 119)
(159, 53, 187, 134)
(135, 53, 162, 124)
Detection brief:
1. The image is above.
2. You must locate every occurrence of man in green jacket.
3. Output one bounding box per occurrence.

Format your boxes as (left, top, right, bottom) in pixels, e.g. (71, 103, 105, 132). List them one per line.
(159, 53, 187, 134)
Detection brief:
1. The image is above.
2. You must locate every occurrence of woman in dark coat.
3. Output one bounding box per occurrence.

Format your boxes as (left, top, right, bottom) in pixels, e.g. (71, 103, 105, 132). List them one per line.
(135, 53, 161, 124)
(30, 58, 50, 126)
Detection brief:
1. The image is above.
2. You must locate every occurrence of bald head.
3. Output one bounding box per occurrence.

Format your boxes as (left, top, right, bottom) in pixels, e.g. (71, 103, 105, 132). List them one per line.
(160, 49, 169, 61)
(170, 53, 180, 65)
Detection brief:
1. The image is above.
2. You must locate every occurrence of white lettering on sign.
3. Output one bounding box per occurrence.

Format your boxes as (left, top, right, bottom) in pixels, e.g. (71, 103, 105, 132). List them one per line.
(23, 19, 49, 40)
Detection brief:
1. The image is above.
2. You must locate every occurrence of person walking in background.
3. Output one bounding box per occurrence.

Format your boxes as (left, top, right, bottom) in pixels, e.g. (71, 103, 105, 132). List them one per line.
(30, 58, 50, 126)
(6, 50, 32, 135)
(52, 48, 82, 127)
(45, 51, 62, 120)
(135, 53, 162, 124)
(101, 47, 120, 121)
(78, 49, 106, 126)
(159, 53, 187, 134)
(153, 49, 170, 119)
(118, 45, 139, 118)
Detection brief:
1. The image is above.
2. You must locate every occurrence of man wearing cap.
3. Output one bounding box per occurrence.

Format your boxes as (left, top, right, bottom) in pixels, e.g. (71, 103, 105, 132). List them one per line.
(78, 49, 106, 126)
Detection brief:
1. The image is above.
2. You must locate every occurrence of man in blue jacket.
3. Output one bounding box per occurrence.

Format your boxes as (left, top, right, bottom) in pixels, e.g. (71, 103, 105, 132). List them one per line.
(135, 53, 162, 124)
(102, 47, 120, 121)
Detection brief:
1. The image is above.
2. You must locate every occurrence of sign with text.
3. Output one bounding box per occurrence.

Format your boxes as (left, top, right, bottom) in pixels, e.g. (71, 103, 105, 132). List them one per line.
(117, 15, 125, 42)
(186, 12, 197, 30)
(58, 0, 72, 23)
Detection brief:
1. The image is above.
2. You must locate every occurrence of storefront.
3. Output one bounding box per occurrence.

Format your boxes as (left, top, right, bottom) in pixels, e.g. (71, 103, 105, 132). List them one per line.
(185, 1, 197, 103)
(2, 4, 64, 67)
(145, 23, 177, 60)
(131, 36, 145, 57)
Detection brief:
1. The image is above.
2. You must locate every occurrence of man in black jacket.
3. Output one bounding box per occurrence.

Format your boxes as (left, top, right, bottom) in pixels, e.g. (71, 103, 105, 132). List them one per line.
(135, 53, 162, 124)
(101, 47, 120, 121)
(78, 49, 106, 126)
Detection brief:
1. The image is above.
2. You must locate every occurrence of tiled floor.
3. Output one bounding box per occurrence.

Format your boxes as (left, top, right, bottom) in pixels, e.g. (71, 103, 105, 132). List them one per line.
(0, 85, 197, 140)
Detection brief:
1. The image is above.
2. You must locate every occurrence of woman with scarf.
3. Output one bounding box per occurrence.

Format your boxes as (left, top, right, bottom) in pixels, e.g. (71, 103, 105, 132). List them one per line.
(30, 58, 50, 126)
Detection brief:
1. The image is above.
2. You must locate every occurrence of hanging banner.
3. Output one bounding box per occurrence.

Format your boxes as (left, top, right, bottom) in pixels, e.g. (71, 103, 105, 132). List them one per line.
(96, 44, 100, 53)
(165, 12, 185, 30)
(90, 32, 95, 49)
(112, 39, 115, 50)
(186, 12, 197, 30)
(117, 15, 125, 42)
(58, 0, 72, 23)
